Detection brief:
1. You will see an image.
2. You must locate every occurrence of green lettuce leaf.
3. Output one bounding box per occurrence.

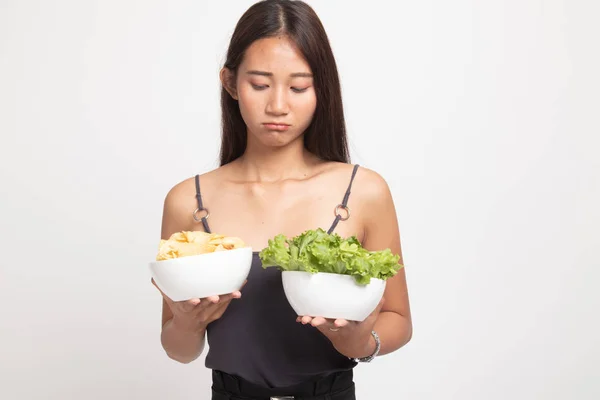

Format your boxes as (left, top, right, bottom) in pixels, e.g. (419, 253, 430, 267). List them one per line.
(259, 228, 403, 285)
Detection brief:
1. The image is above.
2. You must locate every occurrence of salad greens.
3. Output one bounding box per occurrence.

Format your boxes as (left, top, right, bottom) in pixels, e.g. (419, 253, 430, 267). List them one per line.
(259, 228, 403, 285)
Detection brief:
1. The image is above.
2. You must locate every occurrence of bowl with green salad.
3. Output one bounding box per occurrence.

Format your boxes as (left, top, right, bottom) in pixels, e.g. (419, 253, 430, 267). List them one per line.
(259, 228, 403, 322)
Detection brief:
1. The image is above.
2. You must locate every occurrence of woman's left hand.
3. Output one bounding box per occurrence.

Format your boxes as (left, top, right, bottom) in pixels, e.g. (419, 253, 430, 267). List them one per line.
(296, 297, 385, 359)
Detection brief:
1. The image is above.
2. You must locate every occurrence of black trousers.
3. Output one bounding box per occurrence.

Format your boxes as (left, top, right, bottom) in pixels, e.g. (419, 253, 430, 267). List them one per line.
(211, 369, 356, 400)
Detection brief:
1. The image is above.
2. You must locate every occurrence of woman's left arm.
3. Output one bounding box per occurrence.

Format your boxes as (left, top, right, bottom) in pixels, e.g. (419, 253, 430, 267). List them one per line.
(359, 173, 413, 356)
(304, 171, 413, 359)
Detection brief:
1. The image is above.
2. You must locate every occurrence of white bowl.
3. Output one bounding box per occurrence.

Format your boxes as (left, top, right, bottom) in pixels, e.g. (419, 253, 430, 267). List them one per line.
(281, 271, 386, 322)
(148, 247, 253, 301)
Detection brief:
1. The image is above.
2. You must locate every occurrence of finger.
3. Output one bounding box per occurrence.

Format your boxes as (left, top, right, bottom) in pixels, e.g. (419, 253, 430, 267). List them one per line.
(310, 316, 328, 327)
(333, 319, 350, 328)
(179, 298, 200, 312)
(231, 280, 247, 299)
(187, 298, 201, 307)
(301, 315, 313, 325)
(196, 294, 234, 320)
(197, 294, 233, 312)
(217, 293, 234, 304)
(205, 295, 221, 304)
(217, 296, 234, 309)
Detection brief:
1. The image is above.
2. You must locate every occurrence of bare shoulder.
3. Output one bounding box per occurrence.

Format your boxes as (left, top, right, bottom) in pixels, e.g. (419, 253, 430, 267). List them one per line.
(160, 168, 224, 239)
(352, 165, 392, 201)
(320, 162, 392, 204)
(325, 163, 391, 203)
(331, 164, 398, 249)
(352, 166, 396, 220)
(323, 162, 394, 218)
(163, 166, 227, 204)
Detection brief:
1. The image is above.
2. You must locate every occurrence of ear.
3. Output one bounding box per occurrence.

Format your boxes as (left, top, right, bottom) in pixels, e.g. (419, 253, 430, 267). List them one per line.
(220, 67, 238, 100)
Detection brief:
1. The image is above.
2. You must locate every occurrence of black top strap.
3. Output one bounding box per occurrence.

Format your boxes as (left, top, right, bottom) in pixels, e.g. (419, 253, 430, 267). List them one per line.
(193, 174, 212, 233)
(327, 164, 360, 234)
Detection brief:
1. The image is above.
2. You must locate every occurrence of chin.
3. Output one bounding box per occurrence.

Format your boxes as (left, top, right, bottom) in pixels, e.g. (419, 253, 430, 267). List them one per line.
(253, 129, 303, 148)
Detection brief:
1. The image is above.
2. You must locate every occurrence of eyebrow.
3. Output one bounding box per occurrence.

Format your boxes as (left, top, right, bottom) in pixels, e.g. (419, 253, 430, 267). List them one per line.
(246, 70, 313, 78)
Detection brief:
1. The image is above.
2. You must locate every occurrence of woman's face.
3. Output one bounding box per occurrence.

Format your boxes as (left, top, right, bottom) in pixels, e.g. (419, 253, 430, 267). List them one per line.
(231, 36, 317, 148)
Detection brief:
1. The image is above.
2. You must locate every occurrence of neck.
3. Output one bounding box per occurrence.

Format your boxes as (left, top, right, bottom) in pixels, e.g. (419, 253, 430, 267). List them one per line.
(236, 136, 320, 183)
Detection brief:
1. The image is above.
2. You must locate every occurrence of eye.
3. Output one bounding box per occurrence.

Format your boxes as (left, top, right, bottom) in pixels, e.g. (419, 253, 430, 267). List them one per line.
(291, 87, 309, 93)
(251, 83, 268, 90)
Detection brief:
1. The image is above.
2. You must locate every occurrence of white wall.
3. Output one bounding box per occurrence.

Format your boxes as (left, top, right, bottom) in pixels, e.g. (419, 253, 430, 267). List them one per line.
(1, 0, 598, 399)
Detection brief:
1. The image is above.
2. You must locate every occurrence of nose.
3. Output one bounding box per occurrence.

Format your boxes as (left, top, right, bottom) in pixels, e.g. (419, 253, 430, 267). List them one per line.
(265, 87, 290, 116)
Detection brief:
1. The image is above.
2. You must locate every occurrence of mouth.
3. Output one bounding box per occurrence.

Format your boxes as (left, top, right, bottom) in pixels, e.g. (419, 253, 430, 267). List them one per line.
(262, 122, 291, 131)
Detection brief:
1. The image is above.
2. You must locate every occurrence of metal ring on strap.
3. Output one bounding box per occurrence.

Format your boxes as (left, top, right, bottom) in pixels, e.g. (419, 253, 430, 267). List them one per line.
(192, 207, 210, 222)
(334, 204, 350, 221)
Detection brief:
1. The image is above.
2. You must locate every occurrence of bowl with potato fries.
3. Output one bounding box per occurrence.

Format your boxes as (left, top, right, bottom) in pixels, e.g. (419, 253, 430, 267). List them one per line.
(149, 231, 252, 301)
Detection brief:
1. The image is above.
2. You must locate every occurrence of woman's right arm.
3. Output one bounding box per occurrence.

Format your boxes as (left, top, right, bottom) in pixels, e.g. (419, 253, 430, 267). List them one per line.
(156, 183, 242, 363)
(158, 184, 207, 363)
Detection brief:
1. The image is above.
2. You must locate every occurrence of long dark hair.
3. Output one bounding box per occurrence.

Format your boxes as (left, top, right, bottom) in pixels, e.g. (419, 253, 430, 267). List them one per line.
(219, 0, 350, 166)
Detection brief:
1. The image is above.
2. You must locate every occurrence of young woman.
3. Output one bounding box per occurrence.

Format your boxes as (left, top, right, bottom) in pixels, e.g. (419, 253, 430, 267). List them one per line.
(152, 1, 412, 398)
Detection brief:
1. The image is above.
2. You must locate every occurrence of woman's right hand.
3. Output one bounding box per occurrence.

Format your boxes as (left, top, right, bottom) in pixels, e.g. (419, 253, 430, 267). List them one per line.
(152, 278, 244, 333)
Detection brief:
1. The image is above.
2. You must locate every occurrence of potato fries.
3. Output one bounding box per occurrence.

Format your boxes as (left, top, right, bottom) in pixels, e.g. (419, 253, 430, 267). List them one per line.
(156, 231, 247, 261)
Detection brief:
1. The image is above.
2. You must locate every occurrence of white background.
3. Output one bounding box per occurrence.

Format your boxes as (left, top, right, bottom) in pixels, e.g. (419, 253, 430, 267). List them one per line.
(1, 0, 599, 399)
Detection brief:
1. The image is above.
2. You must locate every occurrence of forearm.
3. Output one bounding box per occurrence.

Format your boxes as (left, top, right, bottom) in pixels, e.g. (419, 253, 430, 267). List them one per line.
(373, 311, 412, 356)
(161, 318, 207, 364)
(332, 311, 412, 359)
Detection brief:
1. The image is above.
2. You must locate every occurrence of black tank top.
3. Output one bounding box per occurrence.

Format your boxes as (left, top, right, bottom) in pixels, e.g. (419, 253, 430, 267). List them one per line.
(193, 164, 360, 388)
